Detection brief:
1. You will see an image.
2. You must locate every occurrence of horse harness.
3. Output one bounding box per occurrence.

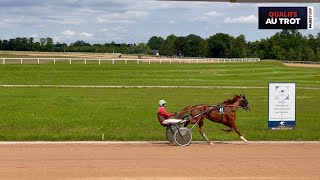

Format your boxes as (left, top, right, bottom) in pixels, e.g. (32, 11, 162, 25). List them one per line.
(217, 104, 225, 123)
(217, 104, 238, 123)
(182, 104, 238, 126)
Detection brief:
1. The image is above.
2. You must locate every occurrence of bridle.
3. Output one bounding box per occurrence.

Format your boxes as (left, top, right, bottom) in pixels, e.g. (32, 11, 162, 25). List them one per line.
(240, 95, 250, 111)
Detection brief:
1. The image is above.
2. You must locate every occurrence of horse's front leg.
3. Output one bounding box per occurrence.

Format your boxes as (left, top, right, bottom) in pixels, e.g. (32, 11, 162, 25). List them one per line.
(223, 115, 248, 143)
(198, 120, 213, 145)
(230, 122, 248, 143)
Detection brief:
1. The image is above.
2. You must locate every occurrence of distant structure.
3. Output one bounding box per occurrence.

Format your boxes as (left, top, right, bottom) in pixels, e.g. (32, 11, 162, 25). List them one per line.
(150, 50, 160, 58)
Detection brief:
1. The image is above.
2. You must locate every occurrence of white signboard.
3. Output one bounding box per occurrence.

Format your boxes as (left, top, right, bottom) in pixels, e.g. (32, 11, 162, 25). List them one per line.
(268, 83, 296, 129)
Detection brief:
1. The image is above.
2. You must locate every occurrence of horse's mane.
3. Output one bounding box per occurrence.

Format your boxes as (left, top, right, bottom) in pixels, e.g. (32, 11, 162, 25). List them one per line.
(222, 95, 242, 104)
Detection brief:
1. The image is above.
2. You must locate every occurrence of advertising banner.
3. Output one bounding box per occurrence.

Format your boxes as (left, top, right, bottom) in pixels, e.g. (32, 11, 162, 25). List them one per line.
(268, 83, 296, 129)
(259, 7, 313, 29)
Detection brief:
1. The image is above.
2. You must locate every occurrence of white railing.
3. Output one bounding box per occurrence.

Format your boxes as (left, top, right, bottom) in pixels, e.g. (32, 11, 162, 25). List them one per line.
(283, 61, 320, 64)
(0, 58, 260, 65)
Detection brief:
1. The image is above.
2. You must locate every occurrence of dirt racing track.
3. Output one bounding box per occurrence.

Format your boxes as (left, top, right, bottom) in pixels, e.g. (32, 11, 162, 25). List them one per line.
(0, 141, 319, 180)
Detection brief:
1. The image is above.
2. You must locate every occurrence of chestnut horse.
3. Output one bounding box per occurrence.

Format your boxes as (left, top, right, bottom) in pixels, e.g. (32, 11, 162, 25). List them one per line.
(177, 95, 250, 145)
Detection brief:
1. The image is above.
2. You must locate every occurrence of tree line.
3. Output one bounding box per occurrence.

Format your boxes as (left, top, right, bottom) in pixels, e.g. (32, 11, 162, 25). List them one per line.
(0, 29, 319, 61)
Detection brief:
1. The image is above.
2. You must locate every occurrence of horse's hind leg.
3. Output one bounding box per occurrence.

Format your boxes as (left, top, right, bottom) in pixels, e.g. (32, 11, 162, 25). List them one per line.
(184, 121, 190, 127)
(222, 127, 233, 133)
(198, 121, 213, 145)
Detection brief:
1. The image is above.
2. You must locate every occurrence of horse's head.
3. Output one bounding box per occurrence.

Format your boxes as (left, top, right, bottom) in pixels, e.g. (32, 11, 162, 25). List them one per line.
(239, 94, 250, 112)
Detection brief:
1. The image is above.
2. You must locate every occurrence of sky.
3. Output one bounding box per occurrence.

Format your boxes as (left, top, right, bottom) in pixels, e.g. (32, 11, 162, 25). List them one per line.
(0, 0, 319, 44)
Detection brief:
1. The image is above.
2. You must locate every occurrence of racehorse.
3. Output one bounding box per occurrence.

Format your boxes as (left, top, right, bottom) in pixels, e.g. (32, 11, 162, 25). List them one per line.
(176, 94, 250, 145)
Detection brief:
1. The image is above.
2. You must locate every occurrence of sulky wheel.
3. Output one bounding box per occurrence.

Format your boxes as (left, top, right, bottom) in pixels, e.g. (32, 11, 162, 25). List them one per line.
(173, 127, 192, 146)
(166, 125, 178, 143)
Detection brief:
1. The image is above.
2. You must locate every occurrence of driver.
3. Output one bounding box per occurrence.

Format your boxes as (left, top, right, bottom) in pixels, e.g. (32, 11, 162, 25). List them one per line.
(157, 100, 181, 125)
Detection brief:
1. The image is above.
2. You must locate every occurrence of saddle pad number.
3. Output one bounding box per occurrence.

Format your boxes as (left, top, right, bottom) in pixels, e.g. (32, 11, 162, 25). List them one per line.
(218, 106, 224, 114)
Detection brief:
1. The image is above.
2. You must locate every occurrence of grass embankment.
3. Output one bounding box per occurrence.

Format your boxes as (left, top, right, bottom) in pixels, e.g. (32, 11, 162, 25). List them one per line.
(0, 61, 319, 141)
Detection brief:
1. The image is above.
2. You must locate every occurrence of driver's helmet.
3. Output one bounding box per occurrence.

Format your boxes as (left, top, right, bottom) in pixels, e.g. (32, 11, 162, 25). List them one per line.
(158, 100, 166, 107)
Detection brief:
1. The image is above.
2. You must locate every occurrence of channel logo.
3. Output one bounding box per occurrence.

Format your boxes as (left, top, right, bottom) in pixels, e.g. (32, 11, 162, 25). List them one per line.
(259, 7, 313, 29)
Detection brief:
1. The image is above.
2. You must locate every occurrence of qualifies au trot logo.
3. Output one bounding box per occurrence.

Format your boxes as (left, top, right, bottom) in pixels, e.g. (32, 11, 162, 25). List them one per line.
(259, 7, 313, 29)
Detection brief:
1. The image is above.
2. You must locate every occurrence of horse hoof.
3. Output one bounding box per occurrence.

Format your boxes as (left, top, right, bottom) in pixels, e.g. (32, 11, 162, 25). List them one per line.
(209, 142, 214, 145)
(240, 136, 248, 143)
(222, 128, 232, 133)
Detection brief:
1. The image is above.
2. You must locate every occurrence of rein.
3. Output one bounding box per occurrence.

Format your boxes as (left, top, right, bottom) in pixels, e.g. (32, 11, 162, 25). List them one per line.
(176, 105, 209, 115)
(190, 106, 215, 130)
(177, 104, 243, 116)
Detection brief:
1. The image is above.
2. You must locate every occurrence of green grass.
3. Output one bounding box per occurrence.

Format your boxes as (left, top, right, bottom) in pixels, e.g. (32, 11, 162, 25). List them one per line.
(0, 61, 319, 87)
(0, 61, 319, 141)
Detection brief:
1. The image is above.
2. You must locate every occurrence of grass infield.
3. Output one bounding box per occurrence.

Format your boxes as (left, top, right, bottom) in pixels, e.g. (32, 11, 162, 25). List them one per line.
(0, 61, 319, 141)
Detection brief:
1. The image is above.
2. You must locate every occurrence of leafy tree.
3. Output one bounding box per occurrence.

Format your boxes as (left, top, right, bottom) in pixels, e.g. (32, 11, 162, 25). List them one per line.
(174, 36, 188, 57)
(316, 49, 320, 61)
(45, 37, 54, 52)
(136, 43, 151, 54)
(40, 38, 46, 51)
(159, 34, 177, 56)
(229, 34, 247, 58)
(206, 33, 233, 58)
(147, 36, 164, 50)
(184, 34, 206, 57)
(271, 45, 285, 60)
(0, 30, 318, 61)
(302, 46, 315, 61)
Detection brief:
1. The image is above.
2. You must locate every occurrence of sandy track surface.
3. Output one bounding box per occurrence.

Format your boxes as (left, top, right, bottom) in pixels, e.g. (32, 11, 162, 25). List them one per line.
(0, 142, 319, 180)
(284, 63, 320, 68)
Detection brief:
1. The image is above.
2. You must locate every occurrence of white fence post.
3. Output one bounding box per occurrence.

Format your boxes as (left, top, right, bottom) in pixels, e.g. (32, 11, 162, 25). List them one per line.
(0, 57, 261, 65)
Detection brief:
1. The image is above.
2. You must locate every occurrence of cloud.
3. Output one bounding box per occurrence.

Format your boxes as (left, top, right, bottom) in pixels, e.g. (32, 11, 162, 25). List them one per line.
(0, 1, 319, 44)
(53, 36, 61, 43)
(0, 0, 43, 7)
(30, 34, 38, 38)
(315, 21, 320, 30)
(111, 26, 128, 33)
(100, 28, 108, 32)
(0, 18, 22, 26)
(80, 32, 94, 38)
(204, 11, 220, 17)
(190, 10, 221, 23)
(191, 16, 210, 23)
(47, 16, 84, 25)
(97, 11, 148, 24)
(61, 30, 76, 37)
(224, 15, 258, 24)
